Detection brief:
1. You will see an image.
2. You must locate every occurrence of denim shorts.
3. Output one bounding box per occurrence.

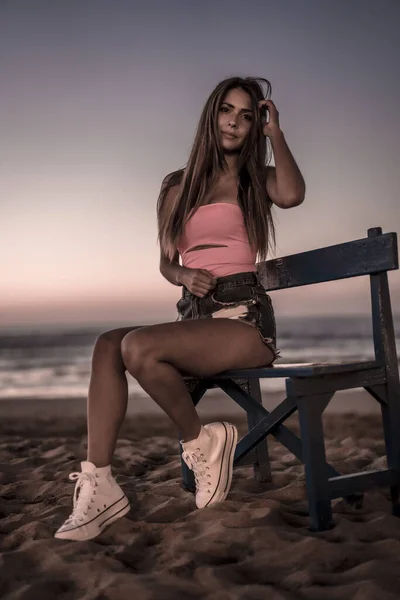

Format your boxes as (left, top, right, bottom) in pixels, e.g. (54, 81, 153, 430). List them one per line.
(176, 271, 280, 363)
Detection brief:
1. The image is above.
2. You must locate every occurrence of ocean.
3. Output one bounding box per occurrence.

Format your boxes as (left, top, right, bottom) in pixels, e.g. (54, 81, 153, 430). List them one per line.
(1, 315, 399, 401)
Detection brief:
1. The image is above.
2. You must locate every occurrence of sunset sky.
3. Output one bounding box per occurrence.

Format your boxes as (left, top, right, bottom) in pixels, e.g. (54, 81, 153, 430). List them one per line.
(1, 0, 399, 329)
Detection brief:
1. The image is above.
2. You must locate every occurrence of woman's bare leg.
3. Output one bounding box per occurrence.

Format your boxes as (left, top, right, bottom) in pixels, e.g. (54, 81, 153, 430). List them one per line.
(121, 319, 274, 442)
(54, 326, 143, 540)
(86, 326, 142, 467)
(54, 319, 274, 540)
(85, 319, 272, 465)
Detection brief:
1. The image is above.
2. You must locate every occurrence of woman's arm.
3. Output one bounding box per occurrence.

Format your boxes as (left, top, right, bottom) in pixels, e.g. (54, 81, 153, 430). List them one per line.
(158, 177, 188, 286)
(258, 99, 305, 209)
(160, 249, 188, 287)
(265, 130, 306, 209)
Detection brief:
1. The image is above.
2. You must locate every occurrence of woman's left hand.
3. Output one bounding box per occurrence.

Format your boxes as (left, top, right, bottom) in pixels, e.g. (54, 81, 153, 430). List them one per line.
(258, 99, 281, 138)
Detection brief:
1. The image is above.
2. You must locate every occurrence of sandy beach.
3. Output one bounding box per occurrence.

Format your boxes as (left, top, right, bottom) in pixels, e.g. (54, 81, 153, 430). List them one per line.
(1, 390, 400, 599)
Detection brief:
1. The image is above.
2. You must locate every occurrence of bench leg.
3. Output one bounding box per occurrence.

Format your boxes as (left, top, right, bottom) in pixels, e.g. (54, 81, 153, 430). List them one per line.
(246, 379, 272, 483)
(297, 393, 334, 531)
(180, 441, 196, 492)
(179, 380, 205, 493)
(381, 382, 400, 517)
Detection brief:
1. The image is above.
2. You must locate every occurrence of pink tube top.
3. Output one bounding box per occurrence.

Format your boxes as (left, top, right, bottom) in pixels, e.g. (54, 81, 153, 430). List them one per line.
(176, 203, 257, 278)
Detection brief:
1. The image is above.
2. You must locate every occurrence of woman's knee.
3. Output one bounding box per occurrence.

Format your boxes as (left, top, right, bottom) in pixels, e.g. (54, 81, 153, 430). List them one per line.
(92, 329, 128, 370)
(120, 328, 158, 377)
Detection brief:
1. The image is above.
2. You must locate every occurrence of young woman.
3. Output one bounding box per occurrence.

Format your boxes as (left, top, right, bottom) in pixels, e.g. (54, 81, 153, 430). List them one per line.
(55, 76, 305, 541)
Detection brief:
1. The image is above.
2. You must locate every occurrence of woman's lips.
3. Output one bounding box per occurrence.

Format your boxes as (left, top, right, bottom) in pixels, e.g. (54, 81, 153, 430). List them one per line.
(223, 132, 237, 140)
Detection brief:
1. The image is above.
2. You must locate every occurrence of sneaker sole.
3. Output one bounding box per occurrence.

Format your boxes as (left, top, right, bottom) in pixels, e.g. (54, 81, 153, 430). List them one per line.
(54, 494, 130, 541)
(204, 422, 238, 507)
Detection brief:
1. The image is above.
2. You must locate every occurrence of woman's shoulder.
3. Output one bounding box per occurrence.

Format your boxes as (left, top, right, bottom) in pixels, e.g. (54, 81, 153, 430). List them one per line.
(157, 169, 185, 215)
(161, 168, 185, 191)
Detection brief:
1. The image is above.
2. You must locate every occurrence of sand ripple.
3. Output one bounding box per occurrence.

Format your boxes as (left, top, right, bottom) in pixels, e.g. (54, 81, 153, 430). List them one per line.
(1, 413, 400, 599)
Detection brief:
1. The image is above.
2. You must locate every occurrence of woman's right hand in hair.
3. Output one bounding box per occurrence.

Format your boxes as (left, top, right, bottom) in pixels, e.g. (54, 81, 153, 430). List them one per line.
(179, 267, 217, 297)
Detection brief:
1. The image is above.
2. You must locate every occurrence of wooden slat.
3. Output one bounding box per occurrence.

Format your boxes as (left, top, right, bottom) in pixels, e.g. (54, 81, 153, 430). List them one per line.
(234, 396, 298, 462)
(257, 231, 398, 291)
(369, 231, 400, 515)
(365, 384, 387, 405)
(223, 379, 272, 480)
(286, 367, 386, 396)
(328, 469, 395, 498)
(246, 379, 272, 482)
(183, 360, 379, 380)
(298, 393, 334, 530)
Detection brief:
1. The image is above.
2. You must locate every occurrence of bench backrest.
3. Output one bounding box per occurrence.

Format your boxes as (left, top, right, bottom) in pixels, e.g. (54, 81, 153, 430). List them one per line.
(257, 227, 399, 376)
(257, 228, 398, 291)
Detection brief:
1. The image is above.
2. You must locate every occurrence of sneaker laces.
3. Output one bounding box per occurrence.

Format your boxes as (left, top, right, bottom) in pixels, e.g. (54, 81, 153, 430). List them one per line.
(64, 471, 99, 524)
(182, 447, 212, 494)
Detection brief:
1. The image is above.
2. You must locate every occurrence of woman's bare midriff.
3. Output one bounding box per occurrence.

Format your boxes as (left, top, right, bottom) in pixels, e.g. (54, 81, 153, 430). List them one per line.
(186, 244, 228, 253)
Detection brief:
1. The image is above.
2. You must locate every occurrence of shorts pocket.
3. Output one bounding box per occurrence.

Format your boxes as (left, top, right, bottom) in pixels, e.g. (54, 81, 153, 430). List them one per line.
(211, 284, 257, 307)
(176, 294, 193, 320)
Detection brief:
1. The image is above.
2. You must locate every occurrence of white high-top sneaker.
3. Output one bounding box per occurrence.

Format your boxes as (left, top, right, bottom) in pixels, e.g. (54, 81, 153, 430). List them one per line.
(54, 461, 130, 541)
(181, 422, 238, 509)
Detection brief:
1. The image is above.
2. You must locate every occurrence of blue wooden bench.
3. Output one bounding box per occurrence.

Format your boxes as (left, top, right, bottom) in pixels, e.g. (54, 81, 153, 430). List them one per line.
(180, 227, 400, 531)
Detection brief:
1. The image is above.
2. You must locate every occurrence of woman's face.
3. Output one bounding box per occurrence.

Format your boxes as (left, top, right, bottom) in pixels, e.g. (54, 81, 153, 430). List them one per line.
(217, 87, 253, 151)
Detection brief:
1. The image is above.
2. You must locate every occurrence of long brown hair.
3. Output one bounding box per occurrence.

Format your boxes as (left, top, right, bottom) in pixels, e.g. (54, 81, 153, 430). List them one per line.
(157, 76, 275, 262)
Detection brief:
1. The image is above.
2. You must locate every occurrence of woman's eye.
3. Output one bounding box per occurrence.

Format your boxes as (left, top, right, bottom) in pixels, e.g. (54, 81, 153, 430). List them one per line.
(244, 115, 252, 121)
(220, 106, 229, 112)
